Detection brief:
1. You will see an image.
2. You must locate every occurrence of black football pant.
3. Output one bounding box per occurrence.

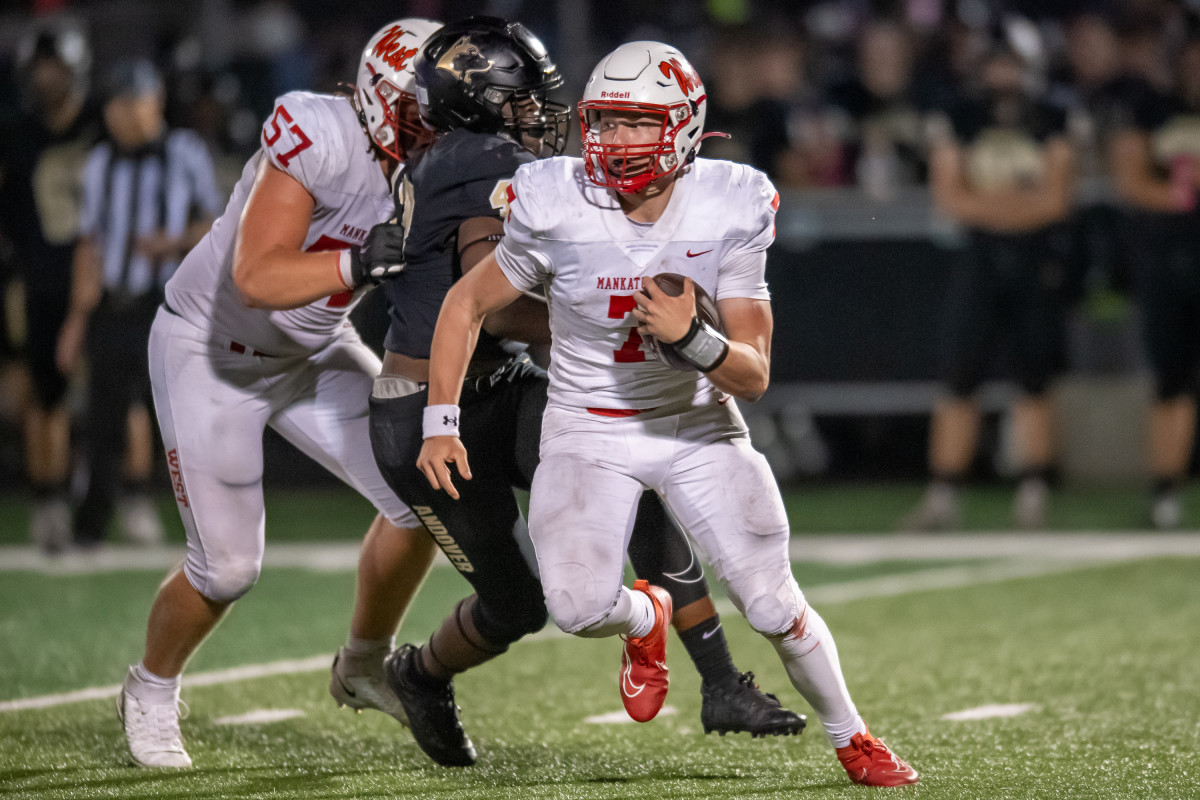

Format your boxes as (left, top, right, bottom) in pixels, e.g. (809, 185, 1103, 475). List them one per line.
(369, 354, 709, 651)
(75, 295, 158, 544)
(1125, 211, 1200, 399)
(941, 228, 1069, 397)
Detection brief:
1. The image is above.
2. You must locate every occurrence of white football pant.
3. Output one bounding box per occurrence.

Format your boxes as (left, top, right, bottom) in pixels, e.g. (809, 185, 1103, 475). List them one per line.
(148, 307, 418, 603)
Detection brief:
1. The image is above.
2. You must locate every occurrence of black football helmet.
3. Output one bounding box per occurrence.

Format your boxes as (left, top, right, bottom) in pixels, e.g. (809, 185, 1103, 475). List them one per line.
(414, 16, 569, 155)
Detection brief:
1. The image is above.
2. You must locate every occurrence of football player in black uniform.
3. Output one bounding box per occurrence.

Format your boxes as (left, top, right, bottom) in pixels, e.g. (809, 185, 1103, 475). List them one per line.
(366, 17, 803, 767)
(0, 22, 101, 552)
(903, 36, 1077, 531)
(1111, 27, 1200, 528)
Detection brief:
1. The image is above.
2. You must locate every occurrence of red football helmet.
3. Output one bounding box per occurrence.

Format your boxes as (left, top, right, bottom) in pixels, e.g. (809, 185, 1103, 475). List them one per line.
(578, 42, 708, 193)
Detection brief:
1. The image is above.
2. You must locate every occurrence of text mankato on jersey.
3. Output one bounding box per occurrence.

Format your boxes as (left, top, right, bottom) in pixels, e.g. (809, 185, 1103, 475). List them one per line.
(495, 157, 778, 410)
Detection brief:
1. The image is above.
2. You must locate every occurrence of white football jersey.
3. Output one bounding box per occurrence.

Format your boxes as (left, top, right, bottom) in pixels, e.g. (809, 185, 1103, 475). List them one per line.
(495, 157, 777, 409)
(165, 92, 393, 356)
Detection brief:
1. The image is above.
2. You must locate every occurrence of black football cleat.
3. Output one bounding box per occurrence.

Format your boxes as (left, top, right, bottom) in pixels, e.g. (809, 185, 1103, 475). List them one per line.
(701, 671, 807, 738)
(384, 644, 477, 767)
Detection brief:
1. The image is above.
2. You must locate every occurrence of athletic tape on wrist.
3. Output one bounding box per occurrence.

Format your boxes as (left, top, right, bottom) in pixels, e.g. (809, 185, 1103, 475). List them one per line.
(423, 404, 461, 438)
(337, 250, 354, 290)
(673, 317, 730, 372)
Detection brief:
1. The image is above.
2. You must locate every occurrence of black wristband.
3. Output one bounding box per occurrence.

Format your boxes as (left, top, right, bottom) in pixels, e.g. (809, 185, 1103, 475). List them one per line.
(670, 316, 729, 372)
(668, 317, 702, 348)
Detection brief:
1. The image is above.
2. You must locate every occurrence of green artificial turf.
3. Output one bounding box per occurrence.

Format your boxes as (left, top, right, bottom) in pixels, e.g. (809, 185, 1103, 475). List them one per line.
(2, 481, 1195, 547)
(2, 556, 1198, 799)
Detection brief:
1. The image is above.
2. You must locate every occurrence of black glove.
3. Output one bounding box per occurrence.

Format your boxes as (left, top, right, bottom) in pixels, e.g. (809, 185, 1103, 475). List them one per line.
(349, 222, 406, 286)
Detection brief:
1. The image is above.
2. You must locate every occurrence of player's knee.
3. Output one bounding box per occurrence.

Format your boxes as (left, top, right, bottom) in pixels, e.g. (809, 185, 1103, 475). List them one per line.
(199, 557, 262, 603)
(544, 583, 615, 635)
(735, 570, 804, 636)
(476, 593, 547, 645)
(541, 561, 619, 634)
(545, 589, 601, 634)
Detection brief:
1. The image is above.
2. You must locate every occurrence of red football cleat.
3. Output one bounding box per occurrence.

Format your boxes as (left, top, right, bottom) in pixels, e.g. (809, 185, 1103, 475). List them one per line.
(836, 728, 919, 786)
(619, 579, 673, 722)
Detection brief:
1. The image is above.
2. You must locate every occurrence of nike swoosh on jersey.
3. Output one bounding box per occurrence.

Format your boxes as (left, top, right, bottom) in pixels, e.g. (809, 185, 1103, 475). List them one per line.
(686, 249, 713, 257)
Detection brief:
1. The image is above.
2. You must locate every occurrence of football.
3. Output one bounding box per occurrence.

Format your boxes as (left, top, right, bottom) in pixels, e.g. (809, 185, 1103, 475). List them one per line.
(642, 272, 722, 371)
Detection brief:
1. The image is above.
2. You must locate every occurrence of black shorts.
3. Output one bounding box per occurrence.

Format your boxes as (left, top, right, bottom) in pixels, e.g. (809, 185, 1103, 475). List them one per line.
(1125, 211, 1200, 398)
(370, 355, 552, 646)
(23, 286, 70, 410)
(940, 228, 1070, 396)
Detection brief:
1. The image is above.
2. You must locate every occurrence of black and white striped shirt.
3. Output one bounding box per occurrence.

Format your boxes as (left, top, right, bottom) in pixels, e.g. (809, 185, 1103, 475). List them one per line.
(79, 128, 223, 299)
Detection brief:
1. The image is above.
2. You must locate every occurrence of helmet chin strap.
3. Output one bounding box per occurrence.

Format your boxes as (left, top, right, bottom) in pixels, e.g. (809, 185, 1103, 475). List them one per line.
(684, 131, 730, 165)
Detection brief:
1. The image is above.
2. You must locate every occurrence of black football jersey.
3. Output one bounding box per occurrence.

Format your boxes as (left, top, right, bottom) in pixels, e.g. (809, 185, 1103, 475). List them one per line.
(944, 93, 1067, 196)
(1122, 78, 1200, 179)
(0, 102, 101, 287)
(381, 128, 535, 360)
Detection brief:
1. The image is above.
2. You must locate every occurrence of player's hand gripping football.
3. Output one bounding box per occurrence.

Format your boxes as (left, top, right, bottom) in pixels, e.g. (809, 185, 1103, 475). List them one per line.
(417, 437, 473, 500)
(634, 275, 697, 345)
(348, 221, 407, 286)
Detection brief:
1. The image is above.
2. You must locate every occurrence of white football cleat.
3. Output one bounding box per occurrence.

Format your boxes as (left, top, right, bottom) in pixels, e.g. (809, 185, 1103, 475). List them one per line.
(899, 482, 958, 531)
(1151, 491, 1182, 530)
(118, 495, 165, 546)
(117, 671, 192, 768)
(1013, 477, 1048, 530)
(30, 497, 71, 555)
(329, 647, 410, 727)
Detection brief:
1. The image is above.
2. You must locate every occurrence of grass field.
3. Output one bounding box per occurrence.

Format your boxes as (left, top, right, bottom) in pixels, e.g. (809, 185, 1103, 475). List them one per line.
(1, 487, 1198, 799)
(3, 479, 1199, 545)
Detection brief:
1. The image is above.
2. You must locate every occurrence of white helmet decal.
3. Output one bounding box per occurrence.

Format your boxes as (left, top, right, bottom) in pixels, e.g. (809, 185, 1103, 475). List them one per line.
(579, 41, 708, 192)
(354, 18, 441, 162)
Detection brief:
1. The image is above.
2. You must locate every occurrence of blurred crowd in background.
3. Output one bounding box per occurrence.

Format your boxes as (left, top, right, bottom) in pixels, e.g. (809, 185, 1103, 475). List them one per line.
(3, 0, 1200, 544)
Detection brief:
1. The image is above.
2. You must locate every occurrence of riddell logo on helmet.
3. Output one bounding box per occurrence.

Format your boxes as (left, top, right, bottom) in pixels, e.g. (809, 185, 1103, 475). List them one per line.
(600, 91, 631, 99)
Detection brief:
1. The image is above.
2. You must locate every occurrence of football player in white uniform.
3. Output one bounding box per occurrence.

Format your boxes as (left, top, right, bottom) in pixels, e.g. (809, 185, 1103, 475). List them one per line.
(118, 20, 442, 769)
(417, 42, 919, 787)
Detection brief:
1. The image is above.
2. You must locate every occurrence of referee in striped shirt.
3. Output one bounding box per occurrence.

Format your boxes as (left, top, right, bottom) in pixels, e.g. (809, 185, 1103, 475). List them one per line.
(57, 59, 222, 548)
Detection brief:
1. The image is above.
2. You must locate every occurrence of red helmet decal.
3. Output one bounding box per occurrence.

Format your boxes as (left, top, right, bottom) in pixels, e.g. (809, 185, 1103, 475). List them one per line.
(372, 25, 419, 72)
(658, 58, 701, 95)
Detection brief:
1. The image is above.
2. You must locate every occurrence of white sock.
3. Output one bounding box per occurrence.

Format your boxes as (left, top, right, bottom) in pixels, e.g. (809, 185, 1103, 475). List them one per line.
(345, 635, 393, 657)
(574, 585, 655, 638)
(129, 661, 181, 704)
(625, 587, 656, 638)
(768, 606, 867, 748)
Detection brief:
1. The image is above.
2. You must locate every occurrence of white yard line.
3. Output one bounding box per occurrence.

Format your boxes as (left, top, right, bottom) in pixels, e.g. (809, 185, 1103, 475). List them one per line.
(942, 703, 1040, 721)
(0, 656, 332, 712)
(2, 532, 1199, 575)
(5, 534, 1190, 715)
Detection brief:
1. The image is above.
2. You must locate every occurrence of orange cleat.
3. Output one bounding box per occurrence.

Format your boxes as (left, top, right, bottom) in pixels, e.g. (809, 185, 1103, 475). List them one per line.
(836, 729, 919, 787)
(619, 579, 673, 722)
